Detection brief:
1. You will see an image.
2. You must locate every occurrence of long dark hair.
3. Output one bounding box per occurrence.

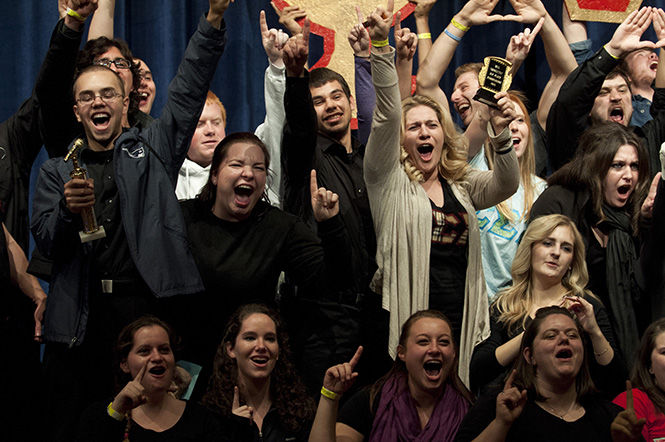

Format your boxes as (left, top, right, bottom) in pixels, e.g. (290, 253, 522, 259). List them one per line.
(197, 132, 272, 209)
(631, 318, 665, 414)
(512, 306, 595, 402)
(369, 310, 473, 409)
(547, 122, 649, 235)
(201, 304, 314, 433)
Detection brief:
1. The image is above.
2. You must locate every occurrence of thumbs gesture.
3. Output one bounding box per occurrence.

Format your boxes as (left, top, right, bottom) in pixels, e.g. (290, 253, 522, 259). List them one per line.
(111, 360, 148, 415)
(310, 170, 339, 222)
(322, 346, 363, 396)
(496, 369, 527, 425)
(611, 381, 646, 442)
(232, 386, 255, 423)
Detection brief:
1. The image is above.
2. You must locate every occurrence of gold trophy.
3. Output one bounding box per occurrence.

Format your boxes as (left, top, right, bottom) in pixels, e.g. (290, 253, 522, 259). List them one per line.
(473, 56, 513, 109)
(64, 139, 106, 243)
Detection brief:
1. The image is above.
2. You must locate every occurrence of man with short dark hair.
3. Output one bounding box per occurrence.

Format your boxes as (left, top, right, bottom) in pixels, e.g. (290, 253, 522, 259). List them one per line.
(281, 21, 388, 393)
(31, 1, 229, 438)
(548, 7, 665, 176)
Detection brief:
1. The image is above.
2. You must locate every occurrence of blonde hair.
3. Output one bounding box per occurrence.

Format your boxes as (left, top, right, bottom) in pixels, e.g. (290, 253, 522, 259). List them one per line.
(484, 91, 539, 222)
(494, 214, 593, 334)
(400, 95, 469, 183)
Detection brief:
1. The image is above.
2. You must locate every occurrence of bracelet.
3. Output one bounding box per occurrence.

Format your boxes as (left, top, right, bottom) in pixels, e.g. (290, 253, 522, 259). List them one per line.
(371, 39, 389, 48)
(66, 7, 86, 22)
(594, 346, 611, 357)
(418, 33, 431, 40)
(451, 17, 470, 32)
(443, 29, 462, 43)
(107, 402, 125, 421)
(603, 44, 620, 60)
(320, 386, 340, 401)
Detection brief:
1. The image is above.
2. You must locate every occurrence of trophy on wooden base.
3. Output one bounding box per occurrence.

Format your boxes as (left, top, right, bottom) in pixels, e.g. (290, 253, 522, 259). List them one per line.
(64, 138, 106, 243)
(473, 56, 513, 109)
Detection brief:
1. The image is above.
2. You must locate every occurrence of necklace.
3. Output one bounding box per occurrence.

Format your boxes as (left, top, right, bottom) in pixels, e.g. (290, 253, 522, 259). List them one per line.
(538, 400, 580, 421)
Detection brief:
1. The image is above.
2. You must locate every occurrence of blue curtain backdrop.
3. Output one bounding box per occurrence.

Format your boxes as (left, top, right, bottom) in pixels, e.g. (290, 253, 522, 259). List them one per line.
(0, 0, 664, 252)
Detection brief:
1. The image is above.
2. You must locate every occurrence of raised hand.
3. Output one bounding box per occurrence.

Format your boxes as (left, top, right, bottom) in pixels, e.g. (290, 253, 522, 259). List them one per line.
(412, 0, 437, 20)
(640, 172, 661, 219)
(310, 170, 339, 222)
(504, 0, 548, 24)
(489, 92, 517, 134)
(611, 381, 646, 442)
(207, 0, 234, 28)
(366, 0, 394, 43)
(563, 296, 600, 334)
(496, 369, 527, 426)
(395, 12, 417, 61)
(64, 0, 99, 29)
(322, 346, 363, 396)
(653, 8, 665, 47)
(260, 10, 289, 66)
(348, 7, 370, 57)
(505, 17, 544, 68)
(607, 7, 655, 58)
(270, 2, 306, 36)
(64, 178, 95, 214)
(455, 0, 504, 29)
(111, 360, 148, 415)
(283, 18, 310, 77)
(232, 386, 255, 422)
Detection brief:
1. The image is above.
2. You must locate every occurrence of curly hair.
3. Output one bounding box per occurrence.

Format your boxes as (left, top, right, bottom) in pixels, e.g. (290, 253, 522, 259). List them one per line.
(400, 95, 469, 183)
(494, 214, 594, 334)
(369, 310, 473, 409)
(201, 304, 314, 433)
(631, 318, 665, 414)
(547, 122, 649, 235)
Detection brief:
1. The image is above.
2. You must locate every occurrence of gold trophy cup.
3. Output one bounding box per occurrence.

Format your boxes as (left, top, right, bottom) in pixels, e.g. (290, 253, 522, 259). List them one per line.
(64, 139, 106, 243)
(473, 56, 513, 109)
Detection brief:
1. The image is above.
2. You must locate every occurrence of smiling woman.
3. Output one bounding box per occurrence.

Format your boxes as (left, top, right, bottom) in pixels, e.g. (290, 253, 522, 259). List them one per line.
(76, 316, 223, 441)
(202, 304, 315, 441)
(530, 122, 652, 364)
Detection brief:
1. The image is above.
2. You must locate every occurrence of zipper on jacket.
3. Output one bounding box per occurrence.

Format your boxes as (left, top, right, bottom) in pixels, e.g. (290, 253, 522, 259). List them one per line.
(69, 336, 78, 349)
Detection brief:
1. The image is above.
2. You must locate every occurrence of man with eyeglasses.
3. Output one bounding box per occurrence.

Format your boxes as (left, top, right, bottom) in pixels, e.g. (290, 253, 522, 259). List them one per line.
(30, 1, 232, 439)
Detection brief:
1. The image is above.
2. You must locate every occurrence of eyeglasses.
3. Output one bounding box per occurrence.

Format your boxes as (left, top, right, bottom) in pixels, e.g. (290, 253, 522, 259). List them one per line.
(76, 89, 124, 105)
(94, 57, 131, 69)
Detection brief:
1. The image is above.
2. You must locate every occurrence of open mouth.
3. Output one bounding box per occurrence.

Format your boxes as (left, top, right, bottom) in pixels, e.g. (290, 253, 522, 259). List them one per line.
(423, 360, 443, 377)
(609, 107, 624, 124)
(234, 184, 254, 208)
(324, 113, 342, 124)
(617, 184, 632, 197)
(250, 356, 269, 367)
(139, 92, 150, 104)
(91, 112, 111, 127)
(457, 103, 470, 120)
(416, 144, 434, 162)
(555, 349, 573, 359)
(512, 137, 521, 147)
(149, 366, 166, 375)
(651, 61, 659, 72)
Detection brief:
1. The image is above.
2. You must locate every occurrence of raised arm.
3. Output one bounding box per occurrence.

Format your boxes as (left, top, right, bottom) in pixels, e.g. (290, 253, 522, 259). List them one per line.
(349, 8, 374, 144)
(561, 0, 594, 64)
(394, 13, 417, 100)
(415, 0, 503, 111)
(255, 9, 289, 206)
(412, 0, 437, 67)
(87, 0, 115, 40)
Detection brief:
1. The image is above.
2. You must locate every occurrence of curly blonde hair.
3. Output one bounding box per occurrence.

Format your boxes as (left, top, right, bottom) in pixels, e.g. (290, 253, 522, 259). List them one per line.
(494, 214, 593, 334)
(400, 95, 469, 183)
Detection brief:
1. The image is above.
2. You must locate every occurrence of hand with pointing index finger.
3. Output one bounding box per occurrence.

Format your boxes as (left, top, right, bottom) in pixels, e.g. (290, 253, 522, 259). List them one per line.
(394, 12, 417, 62)
(282, 18, 310, 77)
(111, 359, 148, 415)
(365, 0, 394, 43)
(323, 346, 363, 396)
(310, 170, 339, 222)
(611, 381, 646, 442)
(232, 386, 255, 424)
(496, 369, 527, 426)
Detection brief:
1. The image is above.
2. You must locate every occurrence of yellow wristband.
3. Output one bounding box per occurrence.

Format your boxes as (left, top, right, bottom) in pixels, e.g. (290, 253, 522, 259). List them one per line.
(107, 402, 125, 421)
(418, 33, 431, 40)
(320, 386, 340, 401)
(450, 17, 470, 32)
(371, 39, 389, 48)
(66, 7, 86, 22)
(603, 44, 620, 60)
